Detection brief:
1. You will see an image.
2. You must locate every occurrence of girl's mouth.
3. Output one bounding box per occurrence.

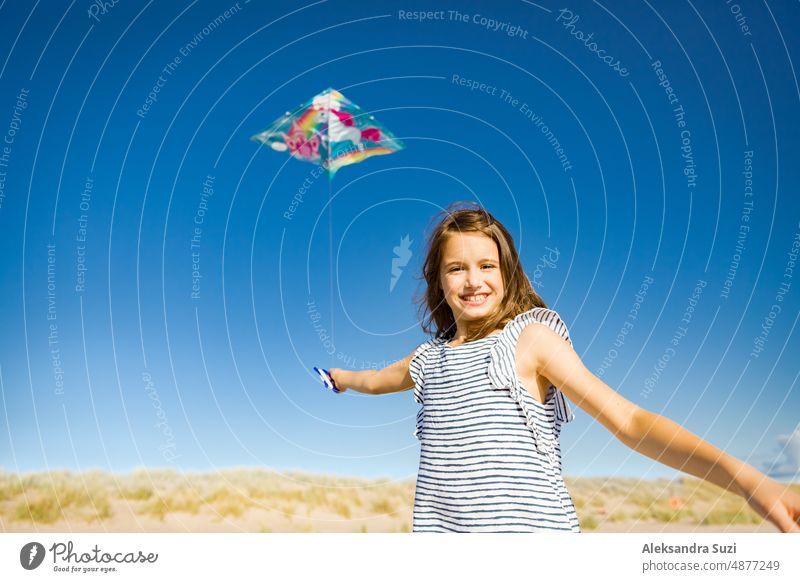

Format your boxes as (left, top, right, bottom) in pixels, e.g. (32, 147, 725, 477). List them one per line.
(460, 293, 489, 306)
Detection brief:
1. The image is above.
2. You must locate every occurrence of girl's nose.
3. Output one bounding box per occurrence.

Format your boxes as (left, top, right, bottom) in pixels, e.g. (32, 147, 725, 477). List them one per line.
(466, 269, 483, 287)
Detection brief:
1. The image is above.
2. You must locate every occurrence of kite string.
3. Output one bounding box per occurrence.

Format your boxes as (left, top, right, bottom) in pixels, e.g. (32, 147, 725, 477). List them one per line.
(329, 176, 333, 368)
(327, 91, 334, 368)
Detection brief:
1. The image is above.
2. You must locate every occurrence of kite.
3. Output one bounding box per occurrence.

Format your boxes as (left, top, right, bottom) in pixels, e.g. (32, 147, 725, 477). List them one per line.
(251, 87, 404, 178)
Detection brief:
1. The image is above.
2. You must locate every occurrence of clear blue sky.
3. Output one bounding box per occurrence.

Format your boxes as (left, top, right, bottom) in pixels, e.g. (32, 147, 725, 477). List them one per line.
(1, 0, 798, 482)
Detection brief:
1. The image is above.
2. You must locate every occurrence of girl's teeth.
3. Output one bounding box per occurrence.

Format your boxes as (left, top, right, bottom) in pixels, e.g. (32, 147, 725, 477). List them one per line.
(463, 295, 487, 303)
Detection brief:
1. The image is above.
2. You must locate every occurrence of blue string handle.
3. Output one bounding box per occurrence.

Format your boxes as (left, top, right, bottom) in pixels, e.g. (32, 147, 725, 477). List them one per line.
(313, 366, 341, 393)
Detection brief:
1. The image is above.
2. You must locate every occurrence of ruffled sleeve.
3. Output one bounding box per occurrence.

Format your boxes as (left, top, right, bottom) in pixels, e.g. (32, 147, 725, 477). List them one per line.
(487, 307, 576, 455)
(408, 337, 443, 440)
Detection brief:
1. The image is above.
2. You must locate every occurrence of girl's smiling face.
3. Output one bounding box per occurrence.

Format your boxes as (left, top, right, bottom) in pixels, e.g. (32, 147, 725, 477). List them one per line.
(439, 232, 505, 333)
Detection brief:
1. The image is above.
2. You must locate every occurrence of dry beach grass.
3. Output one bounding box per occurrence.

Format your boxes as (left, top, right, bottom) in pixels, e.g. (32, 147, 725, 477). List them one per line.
(1, 470, 792, 533)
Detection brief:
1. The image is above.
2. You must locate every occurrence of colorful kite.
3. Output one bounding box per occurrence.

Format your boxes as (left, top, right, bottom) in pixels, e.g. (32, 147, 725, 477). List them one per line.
(251, 87, 404, 177)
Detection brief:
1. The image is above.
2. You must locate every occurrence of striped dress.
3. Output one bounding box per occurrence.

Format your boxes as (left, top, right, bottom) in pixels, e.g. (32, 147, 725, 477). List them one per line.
(409, 307, 581, 533)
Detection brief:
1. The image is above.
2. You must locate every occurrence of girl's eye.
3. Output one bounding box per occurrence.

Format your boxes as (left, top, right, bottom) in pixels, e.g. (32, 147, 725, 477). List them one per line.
(449, 265, 495, 272)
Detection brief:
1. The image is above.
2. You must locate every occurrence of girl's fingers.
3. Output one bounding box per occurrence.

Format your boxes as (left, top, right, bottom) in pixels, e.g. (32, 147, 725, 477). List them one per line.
(771, 504, 800, 533)
(326, 369, 341, 392)
(781, 517, 800, 533)
(313, 367, 340, 393)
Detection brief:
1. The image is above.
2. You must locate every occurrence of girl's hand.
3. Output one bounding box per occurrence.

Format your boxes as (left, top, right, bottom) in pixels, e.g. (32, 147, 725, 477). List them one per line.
(741, 477, 800, 532)
(327, 368, 347, 393)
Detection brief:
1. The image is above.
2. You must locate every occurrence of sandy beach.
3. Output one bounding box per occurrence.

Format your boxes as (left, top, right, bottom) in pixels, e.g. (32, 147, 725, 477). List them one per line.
(1, 470, 790, 533)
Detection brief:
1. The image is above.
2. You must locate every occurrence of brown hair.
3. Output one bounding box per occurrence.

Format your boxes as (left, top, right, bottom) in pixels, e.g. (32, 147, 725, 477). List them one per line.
(414, 201, 548, 342)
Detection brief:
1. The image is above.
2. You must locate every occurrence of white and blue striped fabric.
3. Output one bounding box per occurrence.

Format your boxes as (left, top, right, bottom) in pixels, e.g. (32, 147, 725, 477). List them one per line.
(409, 307, 581, 533)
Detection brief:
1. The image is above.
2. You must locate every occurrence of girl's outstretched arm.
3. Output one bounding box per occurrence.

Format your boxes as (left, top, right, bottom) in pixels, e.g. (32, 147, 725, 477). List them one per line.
(328, 349, 416, 395)
(621, 406, 800, 533)
(524, 323, 800, 533)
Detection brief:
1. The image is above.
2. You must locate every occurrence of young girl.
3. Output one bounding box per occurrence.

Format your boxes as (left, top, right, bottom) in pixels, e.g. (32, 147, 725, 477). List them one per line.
(325, 203, 800, 533)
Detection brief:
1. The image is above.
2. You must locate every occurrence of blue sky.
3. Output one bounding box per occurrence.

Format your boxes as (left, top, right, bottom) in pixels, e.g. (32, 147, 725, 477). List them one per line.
(0, 0, 798, 482)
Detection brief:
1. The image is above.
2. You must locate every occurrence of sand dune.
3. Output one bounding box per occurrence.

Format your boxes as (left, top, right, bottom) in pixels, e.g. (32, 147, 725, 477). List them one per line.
(1, 470, 792, 533)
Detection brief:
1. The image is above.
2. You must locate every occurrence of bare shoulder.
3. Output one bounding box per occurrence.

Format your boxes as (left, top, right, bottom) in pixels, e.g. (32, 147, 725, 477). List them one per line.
(515, 321, 558, 377)
(518, 322, 640, 440)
